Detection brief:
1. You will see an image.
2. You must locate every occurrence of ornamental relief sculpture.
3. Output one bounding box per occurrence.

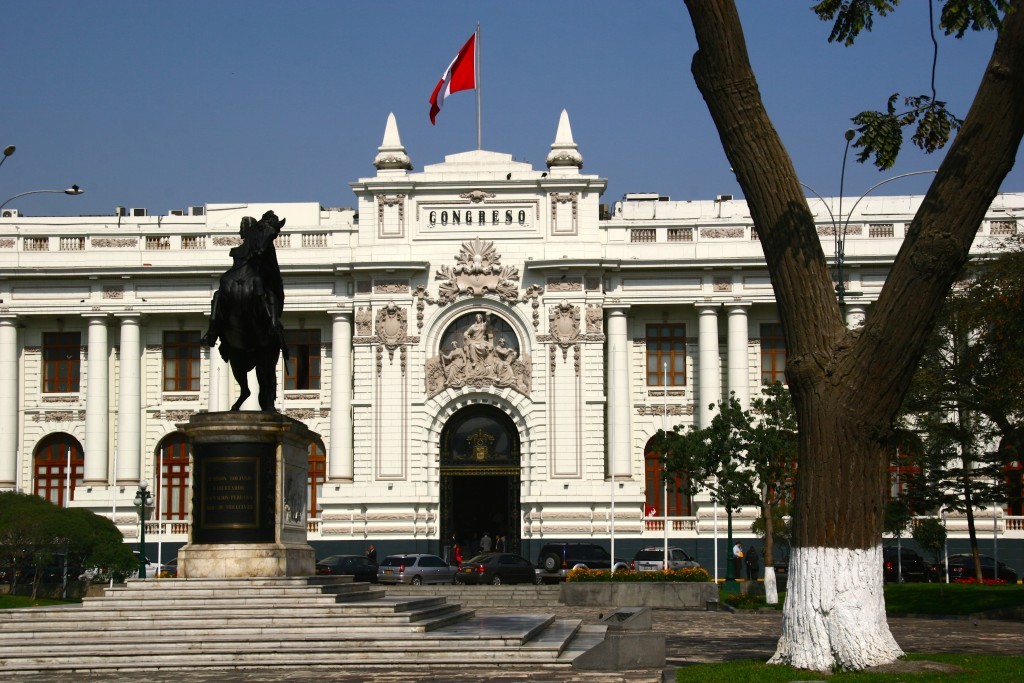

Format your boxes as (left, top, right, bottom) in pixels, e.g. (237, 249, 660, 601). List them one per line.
(434, 238, 521, 305)
(375, 301, 408, 361)
(424, 311, 531, 398)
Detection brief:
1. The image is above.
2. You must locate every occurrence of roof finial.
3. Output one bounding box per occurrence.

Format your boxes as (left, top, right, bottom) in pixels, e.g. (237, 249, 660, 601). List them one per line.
(546, 109, 582, 171)
(374, 112, 413, 171)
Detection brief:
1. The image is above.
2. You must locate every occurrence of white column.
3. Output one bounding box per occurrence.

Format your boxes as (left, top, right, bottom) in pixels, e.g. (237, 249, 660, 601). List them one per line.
(726, 304, 750, 409)
(697, 305, 722, 428)
(115, 315, 141, 484)
(83, 314, 109, 484)
(217, 345, 231, 410)
(606, 308, 631, 478)
(0, 317, 19, 488)
(208, 344, 220, 412)
(845, 304, 866, 329)
(329, 311, 353, 480)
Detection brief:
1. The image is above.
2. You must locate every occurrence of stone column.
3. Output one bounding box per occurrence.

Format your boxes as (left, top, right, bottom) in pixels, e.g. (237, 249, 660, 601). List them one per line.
(726, 304, 751, 409)
(208, 344, 221, 412)
(329, 310, 353, 480)
(606, 307, 631, 478)
(697, 305, 722, 428)
(115, 315, 141, 484)
(0, 317, 18, 488)
(84, 314, 110, 484)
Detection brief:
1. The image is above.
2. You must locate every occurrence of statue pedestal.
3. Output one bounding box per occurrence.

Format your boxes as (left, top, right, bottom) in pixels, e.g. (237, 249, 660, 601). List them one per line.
(177, 412, 316, 578)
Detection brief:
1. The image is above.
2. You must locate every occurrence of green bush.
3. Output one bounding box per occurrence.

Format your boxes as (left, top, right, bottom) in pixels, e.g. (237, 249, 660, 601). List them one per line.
(566, 567, 712, 582)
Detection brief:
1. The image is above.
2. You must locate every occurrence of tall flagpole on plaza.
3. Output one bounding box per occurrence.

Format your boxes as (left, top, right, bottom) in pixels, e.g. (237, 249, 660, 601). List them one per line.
(110, 449, 117, 589)
(475, 23, 482, 150)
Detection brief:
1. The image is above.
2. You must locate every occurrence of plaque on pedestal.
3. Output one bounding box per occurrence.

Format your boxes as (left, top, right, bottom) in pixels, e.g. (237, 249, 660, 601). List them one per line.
(177, 412, 316, 578)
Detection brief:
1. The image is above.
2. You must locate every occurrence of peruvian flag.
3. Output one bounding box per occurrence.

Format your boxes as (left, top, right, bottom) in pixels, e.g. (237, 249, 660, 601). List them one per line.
(429, 33, 476, 125)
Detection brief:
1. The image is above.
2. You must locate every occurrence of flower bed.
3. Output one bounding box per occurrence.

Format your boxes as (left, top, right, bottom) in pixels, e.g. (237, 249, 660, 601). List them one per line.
(560, 568, 718, 609)
(567, 567, 711, 583)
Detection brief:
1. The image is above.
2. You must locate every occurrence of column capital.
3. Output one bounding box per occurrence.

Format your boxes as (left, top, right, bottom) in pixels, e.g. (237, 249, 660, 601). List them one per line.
(331, 307, 354, 321)
(724, 301, 752, 311)
(81, 312, 109, 322)
(113, 311, 142, 321)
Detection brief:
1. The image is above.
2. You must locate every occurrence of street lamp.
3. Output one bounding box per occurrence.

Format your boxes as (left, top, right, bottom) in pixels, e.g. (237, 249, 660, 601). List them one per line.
(0, 145, 14, 170)
(133, 480, 154, 579)
(801, 130, 936, 315)
(0, 185, 84, 213)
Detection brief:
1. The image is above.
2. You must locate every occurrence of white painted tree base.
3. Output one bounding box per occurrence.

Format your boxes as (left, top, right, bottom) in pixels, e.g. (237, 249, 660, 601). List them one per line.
(768, 545, 903, 672)
(764, 566, 778, 605)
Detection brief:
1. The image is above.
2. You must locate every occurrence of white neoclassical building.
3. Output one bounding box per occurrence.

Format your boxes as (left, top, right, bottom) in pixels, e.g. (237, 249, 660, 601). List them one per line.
(1, 110, 1021, 569)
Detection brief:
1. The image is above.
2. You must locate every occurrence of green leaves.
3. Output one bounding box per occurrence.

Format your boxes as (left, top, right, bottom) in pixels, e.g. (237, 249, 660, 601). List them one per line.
(852, 95, 963, 170)
(939, 0, 1009, 37)
(813, 0, 898, 46)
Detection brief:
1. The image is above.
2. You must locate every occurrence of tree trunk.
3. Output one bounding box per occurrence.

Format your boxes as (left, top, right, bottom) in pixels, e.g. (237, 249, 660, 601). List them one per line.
(683, 0, 1024, 671)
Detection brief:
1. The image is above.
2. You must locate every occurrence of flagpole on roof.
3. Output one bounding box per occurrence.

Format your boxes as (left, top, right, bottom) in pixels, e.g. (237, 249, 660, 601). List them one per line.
(476, 23, 482, 150)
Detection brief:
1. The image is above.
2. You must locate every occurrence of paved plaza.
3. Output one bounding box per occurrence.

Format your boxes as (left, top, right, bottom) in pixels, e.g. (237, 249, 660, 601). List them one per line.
(12, 604, 1024, 683)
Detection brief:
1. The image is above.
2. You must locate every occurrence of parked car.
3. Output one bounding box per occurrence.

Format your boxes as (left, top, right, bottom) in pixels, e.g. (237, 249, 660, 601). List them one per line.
(316, 555, 379, 582)
(930, 553, 1019, 583)
(630, 546, 702, 572)
(456, 553, 540, 585)
(882, 546, 929, 583)
(377, 553, 456, 585)
(535, 542, 628, 582)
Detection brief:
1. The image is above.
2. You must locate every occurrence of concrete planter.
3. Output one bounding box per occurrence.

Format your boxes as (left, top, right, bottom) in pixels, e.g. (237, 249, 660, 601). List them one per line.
(559, 581, 719, 609)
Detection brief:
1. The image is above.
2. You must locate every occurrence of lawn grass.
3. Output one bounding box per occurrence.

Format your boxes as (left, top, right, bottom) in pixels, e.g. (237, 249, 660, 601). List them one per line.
(0, 594, 79, 609)
(884, 583, 1024, 615)
(676, 654, 1024, 682)
(720, 583, 1024, 615)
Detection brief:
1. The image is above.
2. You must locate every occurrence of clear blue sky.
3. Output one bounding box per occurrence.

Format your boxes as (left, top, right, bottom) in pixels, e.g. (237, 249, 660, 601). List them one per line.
(2, 1, 1020, 217)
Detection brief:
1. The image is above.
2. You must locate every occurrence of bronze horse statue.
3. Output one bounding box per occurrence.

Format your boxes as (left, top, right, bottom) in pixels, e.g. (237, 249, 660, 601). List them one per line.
(202, 210, 289, 411)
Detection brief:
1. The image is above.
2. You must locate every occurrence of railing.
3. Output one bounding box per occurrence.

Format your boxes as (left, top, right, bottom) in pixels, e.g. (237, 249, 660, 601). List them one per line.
(1006, 516, 1024, 532)
(301, 233, 329, 248)
(182, 235, 206, 250)
(24, 237, 48, 251)
(145, 235, 170, 250)
(643, 516, 698, 532)
(667, 228, 693, 242)
(868, 223, 895, 238)
(59, 236, 84, 251)
(630, 228, 656, 243)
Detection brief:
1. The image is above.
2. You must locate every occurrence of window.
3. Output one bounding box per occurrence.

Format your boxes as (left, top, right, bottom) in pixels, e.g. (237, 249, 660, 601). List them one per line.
(163, 331, 201, 391)
(644, 447, 692, 524)
(285, 329, 321, 390)
(308, 439, 326, 518)
(645, 324, 686, 386)
(157, 433, 190, 521)
(33, 433, 83, 506)
(43, 332, 81, 393)
(760, 323, 787, 385)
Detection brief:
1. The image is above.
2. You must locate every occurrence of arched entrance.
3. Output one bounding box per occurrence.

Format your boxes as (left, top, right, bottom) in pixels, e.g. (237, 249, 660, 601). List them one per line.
(439, 404, 521, 557)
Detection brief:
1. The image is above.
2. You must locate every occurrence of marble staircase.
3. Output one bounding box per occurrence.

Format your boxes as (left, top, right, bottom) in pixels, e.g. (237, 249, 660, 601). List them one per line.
(0, 576, 606, 675)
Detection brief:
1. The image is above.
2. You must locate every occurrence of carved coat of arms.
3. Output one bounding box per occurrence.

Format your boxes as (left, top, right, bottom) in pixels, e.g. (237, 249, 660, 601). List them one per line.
(375, 302, 408, 351)
(434, 238, 520, 304)
(549, 300, 581, 347)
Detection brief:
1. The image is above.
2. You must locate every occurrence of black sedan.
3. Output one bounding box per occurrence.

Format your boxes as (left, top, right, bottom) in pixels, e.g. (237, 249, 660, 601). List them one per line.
(315, 555, 379, 582)
(456, 553, 540, 585)
(930, 554, 1019, 583)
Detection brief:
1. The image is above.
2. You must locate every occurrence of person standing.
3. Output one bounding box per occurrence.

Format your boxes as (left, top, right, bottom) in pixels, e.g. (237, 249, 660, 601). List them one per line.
(365, 545, 377, 563)
(453, 542, 463, 565)
(480, 531, 493, 553)
(745, 545, 759, 581)
(732, 542, 744, 579)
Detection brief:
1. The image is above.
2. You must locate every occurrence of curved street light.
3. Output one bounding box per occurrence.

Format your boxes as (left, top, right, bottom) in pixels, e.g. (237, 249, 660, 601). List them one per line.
(0, 145, 15, 170)
(801, 131, 937, 314)
(0, 185, 84, 213)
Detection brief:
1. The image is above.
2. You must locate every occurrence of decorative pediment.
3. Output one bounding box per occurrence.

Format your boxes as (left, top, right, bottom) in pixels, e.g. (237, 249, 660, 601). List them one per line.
(434, 238, 520, 304)
(460, 189, 496, 203)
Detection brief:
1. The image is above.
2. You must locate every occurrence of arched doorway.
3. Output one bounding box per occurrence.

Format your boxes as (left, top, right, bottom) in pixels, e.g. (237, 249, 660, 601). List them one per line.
(33, 433, 83, 507)
(439, 404, 521, 557)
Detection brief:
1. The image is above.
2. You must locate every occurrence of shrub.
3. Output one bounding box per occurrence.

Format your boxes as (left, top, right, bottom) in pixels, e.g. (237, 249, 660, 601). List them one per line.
(566, 567, 711, 583)
(722, 592, 767, 610)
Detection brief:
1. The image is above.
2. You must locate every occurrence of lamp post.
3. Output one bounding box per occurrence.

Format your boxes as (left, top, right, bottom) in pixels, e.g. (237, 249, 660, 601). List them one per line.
(0, 145, 15, 170)
(133, 480, 154, 579)
(801, 130, 936, 316)
(0, 185, 84, 212)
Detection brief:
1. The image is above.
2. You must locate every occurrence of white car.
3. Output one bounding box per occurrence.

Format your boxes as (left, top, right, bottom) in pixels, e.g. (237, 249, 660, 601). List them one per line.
(631, 546, 701, 572)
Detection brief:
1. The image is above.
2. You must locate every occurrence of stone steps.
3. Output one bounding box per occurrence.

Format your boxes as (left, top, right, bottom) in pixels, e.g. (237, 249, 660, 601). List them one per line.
(384, 583, 564, 608)
(0, 576, 604, 675)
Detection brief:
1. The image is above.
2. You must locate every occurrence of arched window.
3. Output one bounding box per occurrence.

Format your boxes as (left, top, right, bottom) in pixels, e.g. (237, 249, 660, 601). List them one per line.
(643, 441, 692, 530)
(156, 433, 190, 521)
(308, 439, 326, 518)
(33, 433, 83, 506)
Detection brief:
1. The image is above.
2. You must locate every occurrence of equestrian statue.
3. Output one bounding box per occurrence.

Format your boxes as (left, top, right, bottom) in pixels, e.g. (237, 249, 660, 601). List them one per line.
(202, 210, 289, 411)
